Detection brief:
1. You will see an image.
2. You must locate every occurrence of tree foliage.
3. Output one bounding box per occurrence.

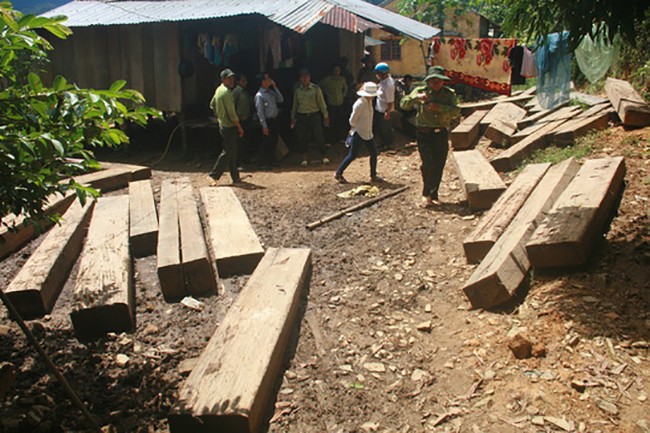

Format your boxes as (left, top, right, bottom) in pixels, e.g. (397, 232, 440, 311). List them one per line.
(0, 2, 160, 227)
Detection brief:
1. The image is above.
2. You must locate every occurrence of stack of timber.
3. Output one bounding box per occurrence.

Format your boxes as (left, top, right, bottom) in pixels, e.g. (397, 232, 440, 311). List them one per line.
(605, 77, 650, 127)
(450, 110, 488, 150)
(462, 158, 580, 309)
(70, 195, 133, 339)
(200, 187, 264, 276)
(481, 102, 527, 146)
(168, 248, 312, 433)
(452, 150, 506, 211)
(157, 178, 217, 301)
(5, 200, 95, 319)
(459, 93, 535, 116)
(462, 163, 551, 264)
(552, 103, 615, 145)
(526, 157, 626, 268)
(129, 179, 158, 257)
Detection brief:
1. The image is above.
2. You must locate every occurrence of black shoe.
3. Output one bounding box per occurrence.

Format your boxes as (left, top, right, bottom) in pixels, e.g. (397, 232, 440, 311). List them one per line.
(334, 174, 348, 184)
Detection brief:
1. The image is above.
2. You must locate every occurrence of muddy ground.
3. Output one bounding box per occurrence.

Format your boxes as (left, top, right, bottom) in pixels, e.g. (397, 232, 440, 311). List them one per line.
(0, 122, 648, 433)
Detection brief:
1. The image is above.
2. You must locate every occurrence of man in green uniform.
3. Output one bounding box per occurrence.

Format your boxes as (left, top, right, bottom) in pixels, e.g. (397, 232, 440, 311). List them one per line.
(400, 66, 460, 207)
(209, 68, 245, 184)
(291, 68, 330, 166)
(232, 74, 254, 165)
(319, 64, 348, 145)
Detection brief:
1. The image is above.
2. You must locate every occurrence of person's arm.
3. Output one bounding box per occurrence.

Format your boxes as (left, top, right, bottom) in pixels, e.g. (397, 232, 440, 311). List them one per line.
(348, 100, 361, 130)
(400, 87, 424, 111)
(341, 79, 348, 100)
(274, 86, 284, 104)
(255, 93, 268, 131)
(316, 88, 329, 122)
(225, 93, 244, 137)
(384, 80, 395, 120)
(290, 91, 298, 128)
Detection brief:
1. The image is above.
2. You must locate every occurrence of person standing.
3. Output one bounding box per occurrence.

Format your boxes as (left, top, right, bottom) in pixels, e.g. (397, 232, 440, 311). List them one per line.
(254, 72, 284, 169)
(208, 68, 244, 184)
(373, 62, 395, 150)
(334, 82, 381, 184)
(232, 74, 254, 165)
(291, 68, 330, 167)
(400, 66, 460, 208)
(319, 64, 348, 145)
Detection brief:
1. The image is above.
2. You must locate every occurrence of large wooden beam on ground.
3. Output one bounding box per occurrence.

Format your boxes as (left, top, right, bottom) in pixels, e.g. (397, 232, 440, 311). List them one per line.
(69, 162, 151, 192)
(453, 150, 506, 211)
(462, 163, 551, 264)
(526, 157, 626, 269)
(0, 192, 76, 261)
(168, 248, 312, 433)
(157, 180, 185, 301)
(5, 200, 95, 319)
(200, 187, 264, 276)
(605, 77, 650, 127)
(459, 94, 534, 116)
(450, 110, 488, 150)
(129, 179, 158, 257)
(461, 158, 580, 309)
(552, 104, 614, 146)
(511, 105, 581, 144)
(176, 178, 218, 297)
(480, 102, 527, 136)
(516, 101, 570, 130)
(70, 195, 133, 339)
(570, 91, 608, 107)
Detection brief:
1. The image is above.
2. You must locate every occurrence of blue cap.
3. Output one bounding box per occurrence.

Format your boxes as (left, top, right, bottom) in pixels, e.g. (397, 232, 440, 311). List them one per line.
(374, 62, 389, 73)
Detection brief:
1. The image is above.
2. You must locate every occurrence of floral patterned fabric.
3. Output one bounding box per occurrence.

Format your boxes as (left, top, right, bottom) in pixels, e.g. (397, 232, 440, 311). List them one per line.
(431, 37, 517, 95)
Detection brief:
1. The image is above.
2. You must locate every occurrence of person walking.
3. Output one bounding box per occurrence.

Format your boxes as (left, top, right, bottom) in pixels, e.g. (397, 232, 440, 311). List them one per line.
(334, 82, 381, 184)
(400, 66, 460, 208)
(291, 68, 330, 166)
(373, 62, 395, 150)
(208, 68, 244, 185)
(319, 64, 348, 145)
(232, 74, 254, 165)
(254, 72, 284, 169)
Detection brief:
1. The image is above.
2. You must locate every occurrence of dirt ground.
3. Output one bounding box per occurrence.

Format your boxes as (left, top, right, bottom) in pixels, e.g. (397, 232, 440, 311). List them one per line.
(0, 122, 648, 433)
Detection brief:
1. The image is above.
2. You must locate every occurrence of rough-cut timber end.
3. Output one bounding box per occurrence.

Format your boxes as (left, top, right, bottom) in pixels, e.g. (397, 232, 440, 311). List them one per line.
(70, 303, 134, 340)
(168, 413, 249, 433)
(462, 274, 511, 310)
(216, 252, 265, 278)
(463, 240, 494, 265)
(4, 290, 48, 320)
(468, 188, 505, 212)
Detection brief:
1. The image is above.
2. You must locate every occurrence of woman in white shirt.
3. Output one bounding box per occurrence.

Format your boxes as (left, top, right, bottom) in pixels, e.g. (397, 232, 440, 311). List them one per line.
(334, 82, 382, 183)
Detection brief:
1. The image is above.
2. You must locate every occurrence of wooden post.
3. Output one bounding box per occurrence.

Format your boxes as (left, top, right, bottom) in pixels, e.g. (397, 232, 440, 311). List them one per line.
(452, 150, 506, 211)
(129, 180, 158, 257)
(605, 77, 650, 127)
(157, 180, 185, 301)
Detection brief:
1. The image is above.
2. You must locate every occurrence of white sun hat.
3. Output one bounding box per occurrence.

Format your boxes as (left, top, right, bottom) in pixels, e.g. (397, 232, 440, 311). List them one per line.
(357, 81, 379, 97)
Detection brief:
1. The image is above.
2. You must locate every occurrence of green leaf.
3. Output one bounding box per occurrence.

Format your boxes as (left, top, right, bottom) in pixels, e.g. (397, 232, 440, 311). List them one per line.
(53, 75, 67, 91)
(27, 72, 43, 92)
(109, 80, 127, 93)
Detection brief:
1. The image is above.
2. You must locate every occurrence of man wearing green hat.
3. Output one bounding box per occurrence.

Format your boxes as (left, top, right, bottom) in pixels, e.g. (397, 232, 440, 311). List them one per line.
(400, 66, 460, 208)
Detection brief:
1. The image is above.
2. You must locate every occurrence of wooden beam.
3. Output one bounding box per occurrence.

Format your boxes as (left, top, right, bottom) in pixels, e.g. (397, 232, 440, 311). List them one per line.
(453, 150, 506, 211)
(552, 105, 614, 146)
(570, 91, 608, 107)
(605, 77, 650, 127)
(176, 178, 218, 297)
(485, 120, 517, 148)
(480, 102, 527, 135)
(516, 101, 569, 130)
(511, 105, 581, 144)
(69, 163, 151, 192)
(461, 158, 580, 309)
(200, 187, 264, 277)
(462, 163, 551, 264)
(168, 248, 312, 433)
(5, 200, 95, 319)
(70, 195, 133, 339)
(157, 180, 185, 301)
(0, 192, 76, 260)
(459, 94, 534, 116)
(129, 180, 158, 258)
(450, 110, 488, 150)
(526, 157, 626, 268)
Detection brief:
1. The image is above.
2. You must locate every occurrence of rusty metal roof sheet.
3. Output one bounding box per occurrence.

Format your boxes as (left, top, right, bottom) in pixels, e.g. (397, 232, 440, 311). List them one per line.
(42, 0, 439, 40)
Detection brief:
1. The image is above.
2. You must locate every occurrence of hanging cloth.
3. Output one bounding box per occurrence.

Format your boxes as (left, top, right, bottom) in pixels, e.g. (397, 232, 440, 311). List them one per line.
(574, 27, 620, 83)
(521, 46, 537, 78)
(534, 31, 572, 110)
(508, 45, 526, 85)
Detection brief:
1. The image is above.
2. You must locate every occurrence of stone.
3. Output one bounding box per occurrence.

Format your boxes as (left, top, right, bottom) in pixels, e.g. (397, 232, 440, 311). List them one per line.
(411, 369, 429, 382)
(594, 397, 618, 415)
(115, 354, 129, 367)
(532, 342, 546, 358)
(416, 321, 432, 332)
(363, 362, 386, 373)
(508, 334, 532, 359)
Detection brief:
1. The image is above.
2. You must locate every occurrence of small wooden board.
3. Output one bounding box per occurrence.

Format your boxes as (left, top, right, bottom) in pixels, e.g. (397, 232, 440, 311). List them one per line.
(129, 179, 158, 257)
(70, 195, 133, 339)
(176, 178, 217, 297)
(605, 77, 650, 127)
(453, 150, 506, 211)
(462, 163, 551, 264)
(526, 157, 626, 268)
(5, 200, 95, 319)
(462, 158, 580, 309)
(450, 110, 488, 150)
(200, 187, 264, 276)
(157, 179, 185, 301)
(480, 102, 527, 135)
(168, 248, 312, 433)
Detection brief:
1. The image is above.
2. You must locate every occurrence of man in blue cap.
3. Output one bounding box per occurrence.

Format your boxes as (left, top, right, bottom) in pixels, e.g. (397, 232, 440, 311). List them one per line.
(400, 66, 460, 208)
(373, 62, 395, 151)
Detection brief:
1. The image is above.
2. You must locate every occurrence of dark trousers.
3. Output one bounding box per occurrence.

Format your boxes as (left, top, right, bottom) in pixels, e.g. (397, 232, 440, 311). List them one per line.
(416, 128, 449, 199)
(209, 126, 240, 182)
(326, 104, 346, 143)
(373, 109, 393, 148)
(295, 112, 326, 155)
(336, 133, 377, 178)
(260, 117, 279, 166)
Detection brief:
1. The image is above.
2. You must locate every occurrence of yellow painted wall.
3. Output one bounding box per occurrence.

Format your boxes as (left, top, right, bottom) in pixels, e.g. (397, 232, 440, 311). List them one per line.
(369, 28, 428, 77)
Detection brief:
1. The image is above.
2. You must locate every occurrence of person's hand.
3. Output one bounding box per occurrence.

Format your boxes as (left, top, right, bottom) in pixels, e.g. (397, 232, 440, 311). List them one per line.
(270, 80, 276, 88)
(291, 119, 297, 129)
(384, 111, 391, 121)
(417, 92, 428, 102)
(237, 126, 244, 138)
(323, 117, 330, 127)
(263, 127, 270, 136)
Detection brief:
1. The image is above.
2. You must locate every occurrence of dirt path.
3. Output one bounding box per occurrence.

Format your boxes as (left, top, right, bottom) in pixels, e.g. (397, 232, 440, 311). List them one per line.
(0, 126, 648, 433)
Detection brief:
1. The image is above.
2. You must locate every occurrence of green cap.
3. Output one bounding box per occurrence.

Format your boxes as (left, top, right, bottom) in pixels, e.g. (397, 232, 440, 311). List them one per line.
(425, 66, 451, 82)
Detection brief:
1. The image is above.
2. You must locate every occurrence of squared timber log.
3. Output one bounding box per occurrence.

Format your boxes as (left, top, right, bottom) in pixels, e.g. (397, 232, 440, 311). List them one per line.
(552, 104, 614, 146)
(462, 158, 579, 309)
(200, 187, 264, 276)
(129, 179, 158, 257)
(526, 157, 626, 268)
(480, 102, 527, 135)
(605, 77, 650, 127)
(462, 163, 551, 264)
(450, 110, 488, 150)
(70, 196, 133, 339)
(5, 200, 95, 319)
(157, 180, 185, 301)
(168, 248, 312, 433)
(453, 150, 506, 211)
(510, 105, 581, 144)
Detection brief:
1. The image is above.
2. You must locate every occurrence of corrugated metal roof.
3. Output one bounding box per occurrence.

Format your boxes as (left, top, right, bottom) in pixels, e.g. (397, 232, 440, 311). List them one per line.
(42, 0, 439, 40)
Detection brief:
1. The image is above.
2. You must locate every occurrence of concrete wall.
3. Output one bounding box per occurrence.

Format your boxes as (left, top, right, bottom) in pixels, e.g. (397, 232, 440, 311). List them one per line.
(369, 29, 428, 77)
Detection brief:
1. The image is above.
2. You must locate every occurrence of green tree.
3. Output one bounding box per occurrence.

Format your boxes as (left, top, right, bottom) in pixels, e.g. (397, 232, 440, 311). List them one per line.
(0, 1, 160, 228)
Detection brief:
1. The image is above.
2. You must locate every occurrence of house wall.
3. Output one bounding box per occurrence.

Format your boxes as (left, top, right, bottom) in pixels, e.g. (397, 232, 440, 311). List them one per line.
(369, 29, 427, 77)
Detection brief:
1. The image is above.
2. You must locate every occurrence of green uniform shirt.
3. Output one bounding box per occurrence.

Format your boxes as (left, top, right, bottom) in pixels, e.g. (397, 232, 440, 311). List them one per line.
(291, 83, 328, 121)
(210, 84, 238, 128)
(400, 84, 460, 128)
(319, 75, 348, 106)
(232, 85, 253, 121)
